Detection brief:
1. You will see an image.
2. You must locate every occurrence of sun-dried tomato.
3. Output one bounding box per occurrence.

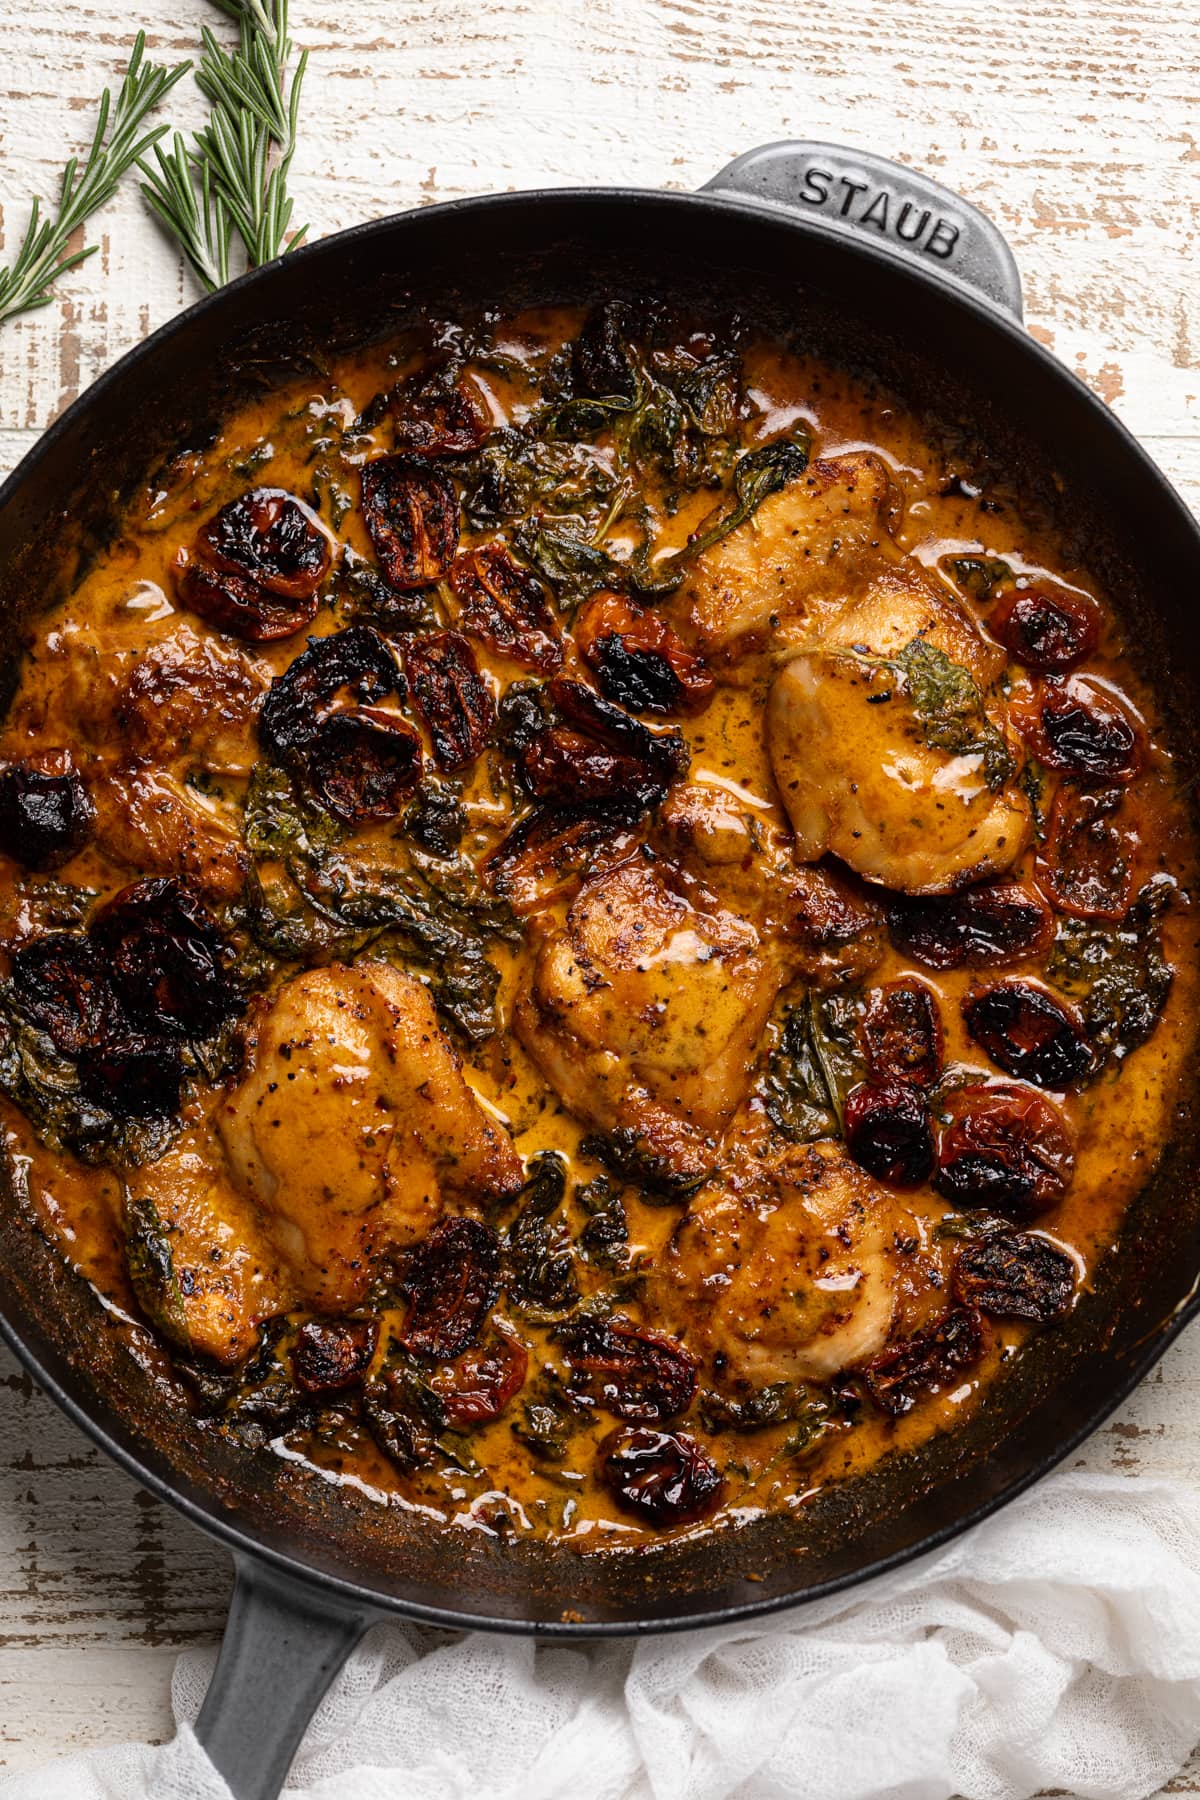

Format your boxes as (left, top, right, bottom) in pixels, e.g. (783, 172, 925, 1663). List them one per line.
(10, 934, 115, 1055)
(404, 631, 495, 770)
(561, 1316, 697, 1422)
(934, 1083, 1075, 1217)
(1017, 676, 1141, 781)
(360, 455, 460, 590)
(885, 881, 1052, 971)
(388, 365, 490, 458)
(952, 1230, 1076, 1320)
(199, 488, 331, 600)
(292, 1317, 378, 1394)
(963, 980, 1094, 1088)
(91, 878, 238, 1039)
(860, 980, 943, 1089)
(0, 755, 94, 871)
(598, 1426, 724, 1527)
(483, 804, 638, 912)
(174, 553, 320, 643)
(450, 544, 562, 672)
(1037, 782, 1138, 922)
(990, 583, 1101, 673)
(863, 1308, 984, 1416)
(844, 1082, 935, 1187)
(573, 591, 713, 715)
(548, 678, 689, 786)
(259, 626, 402, 759)
(306, 709, 423, 825)
(430, 1324, 528, 1426)
(399, 1216, 501, 1361)
(77, 1032, 183, 1118)
(520, 729, 664, 805)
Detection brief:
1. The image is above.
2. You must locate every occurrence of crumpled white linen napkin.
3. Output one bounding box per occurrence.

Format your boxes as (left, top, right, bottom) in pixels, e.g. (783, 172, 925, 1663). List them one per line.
(7, 1470, 1200, 1800)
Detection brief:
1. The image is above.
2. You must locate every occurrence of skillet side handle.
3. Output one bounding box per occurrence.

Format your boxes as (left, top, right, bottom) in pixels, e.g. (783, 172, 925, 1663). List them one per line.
(702, 141, 1023, 320)
(194, 1553, 378, 1800)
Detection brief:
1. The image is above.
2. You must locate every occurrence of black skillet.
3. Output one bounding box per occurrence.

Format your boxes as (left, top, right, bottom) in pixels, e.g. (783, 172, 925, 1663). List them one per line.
(1, 142, 1198, 1800)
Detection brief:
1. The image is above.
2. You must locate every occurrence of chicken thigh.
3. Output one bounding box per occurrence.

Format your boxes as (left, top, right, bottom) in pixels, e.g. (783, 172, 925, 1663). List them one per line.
(768, 569, 1029, 894)
(514, 856, 786, 1187)
(217, 962, 523, 1309)
(652, 1140, 919, 1392)
(665, 451, 900, 672)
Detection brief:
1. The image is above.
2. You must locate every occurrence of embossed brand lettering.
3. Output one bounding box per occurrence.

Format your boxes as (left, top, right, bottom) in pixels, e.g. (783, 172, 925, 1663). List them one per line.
(797, 164, 961, 264)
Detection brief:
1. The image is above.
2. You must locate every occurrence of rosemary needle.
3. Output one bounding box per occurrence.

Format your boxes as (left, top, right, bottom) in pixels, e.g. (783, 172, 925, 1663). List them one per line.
(0, 34, 188, 328)
(140, 0, 309, 293)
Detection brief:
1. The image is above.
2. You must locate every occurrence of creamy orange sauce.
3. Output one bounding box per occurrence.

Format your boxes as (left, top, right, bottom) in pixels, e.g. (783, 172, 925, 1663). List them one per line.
(0, 304, 1195, 1549)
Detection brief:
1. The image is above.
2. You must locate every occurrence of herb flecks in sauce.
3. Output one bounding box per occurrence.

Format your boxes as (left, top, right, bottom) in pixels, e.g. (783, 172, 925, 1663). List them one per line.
(0, 301, 1193, 1549)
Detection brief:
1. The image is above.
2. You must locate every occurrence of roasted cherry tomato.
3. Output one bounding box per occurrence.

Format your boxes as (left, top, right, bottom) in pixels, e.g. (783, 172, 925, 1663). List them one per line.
(990, 582, 1101, 673)
(77, 1032, 183, 1118)
(0, 755, 94, 871)
(598, 1426, 724, 1528)
(963, 980, 1094, 1088)
(1017, 676, 1141, 781)
(307, 709, 424, 825)
(934, 1083, 1075, 1217)
(404, 631, 495, 771)
(1036, 782, 1138, 922)
(9, 934, 114, 1055)
(258, 626, 401, 759)
(91, 878, 238, 1038)
(292, 1317, 378, 1394)
(844, 1081, 934, 1187)
(199, 488, 331, 600)
(430, 1324, 529, 1426)
(400, 1216, 501, 1360)
(860, 980, 943, 1089)
(885, 881, 1051, 971)
(360, 455, 460, 590)
(561, 1316, 697, 1422)
(573, 591, 713, 715)
(388, 365, 490, 458)
(173, 554, 319, 643)
(863, 1307, 984, 1416)
(450, 545, 563, 673)
(952, 1230, 1076, 1320)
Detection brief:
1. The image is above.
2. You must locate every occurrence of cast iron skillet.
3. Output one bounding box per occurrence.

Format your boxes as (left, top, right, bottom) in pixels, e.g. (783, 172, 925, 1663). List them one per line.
(1, 142, 1198, 1800)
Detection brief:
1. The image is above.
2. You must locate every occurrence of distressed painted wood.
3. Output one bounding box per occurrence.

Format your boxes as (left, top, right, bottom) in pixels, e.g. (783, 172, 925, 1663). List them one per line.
(0, 0, 1198, 1776)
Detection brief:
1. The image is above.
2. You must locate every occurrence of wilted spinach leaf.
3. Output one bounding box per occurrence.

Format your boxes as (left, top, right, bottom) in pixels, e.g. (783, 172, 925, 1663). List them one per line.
(1045, 875, 1174, 1065)
(503, 1152, 580, 1322)
(941, 555, 1014, 603)
(761, 991, 863, 1141)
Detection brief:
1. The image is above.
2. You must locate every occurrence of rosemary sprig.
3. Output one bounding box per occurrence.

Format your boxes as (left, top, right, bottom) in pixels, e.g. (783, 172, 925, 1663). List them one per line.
(140, 0, 308, 292)
(0, 34, 188, 327)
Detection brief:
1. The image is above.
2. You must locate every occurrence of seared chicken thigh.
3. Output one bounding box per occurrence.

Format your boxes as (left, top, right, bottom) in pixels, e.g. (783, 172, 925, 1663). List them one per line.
(665, 452, 900, 672)
(123, 1136, 286, 1366)
(768, 569, 1029, 893)
(217, 962, 522, 1309)
(653, 1141, 917, 1391)
(514, 856, 786, 1186)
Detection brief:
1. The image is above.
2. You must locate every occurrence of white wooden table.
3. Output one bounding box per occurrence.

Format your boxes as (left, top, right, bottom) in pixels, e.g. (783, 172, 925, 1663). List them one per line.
(1, 0, 1198, 1777)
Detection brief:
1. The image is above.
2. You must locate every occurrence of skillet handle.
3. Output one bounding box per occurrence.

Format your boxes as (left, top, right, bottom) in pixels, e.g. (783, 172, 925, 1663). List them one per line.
(702, 141, 1023, 320)
(194, 1553, 380, 1800)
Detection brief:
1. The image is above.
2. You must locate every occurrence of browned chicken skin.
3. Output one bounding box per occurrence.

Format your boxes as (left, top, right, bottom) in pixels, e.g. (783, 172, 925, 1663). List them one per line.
(653, 1140, 942, 1394)
(218, 962, 523, 1309)
(514, 855, 787, 1186)
(665, 451, 901, 672)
